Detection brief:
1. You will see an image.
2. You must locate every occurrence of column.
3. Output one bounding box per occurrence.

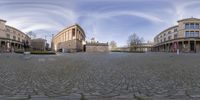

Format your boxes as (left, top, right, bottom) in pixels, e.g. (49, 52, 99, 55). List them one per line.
(188, 41, 190, 52)
(164, 44, 166, 52)
(182, 41, 184, 52)
(19, 44, 22, 50)
(194, 40, 197, 53)
(167, 43, 170, 52)
(7, 41, 10, 52)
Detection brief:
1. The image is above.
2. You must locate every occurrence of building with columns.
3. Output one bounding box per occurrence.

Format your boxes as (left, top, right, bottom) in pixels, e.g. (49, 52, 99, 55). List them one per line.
(52, 24, 86, 52)
(0, 19, 31, 52)
(153, 18, 200, 53)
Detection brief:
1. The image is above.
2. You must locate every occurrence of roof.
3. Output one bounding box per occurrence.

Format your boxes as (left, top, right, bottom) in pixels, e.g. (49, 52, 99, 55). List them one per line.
(155, 25, 178, 38)
(0, 19, 6, 22)
(177, 18, 200, 22)
(54, 24, 86, 38)
(86, 43, 108, 46)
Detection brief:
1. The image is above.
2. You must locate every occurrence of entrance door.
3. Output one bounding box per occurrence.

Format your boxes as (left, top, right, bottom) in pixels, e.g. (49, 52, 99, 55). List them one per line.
(190, 41, 195, 52)
(83, 45, 86, 52)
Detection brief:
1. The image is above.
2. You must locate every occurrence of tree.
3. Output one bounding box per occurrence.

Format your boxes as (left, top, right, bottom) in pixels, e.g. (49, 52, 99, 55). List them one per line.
(127, 33, 144, 51)
(27, 31, 36, 39)
(109, 41, 117, 50)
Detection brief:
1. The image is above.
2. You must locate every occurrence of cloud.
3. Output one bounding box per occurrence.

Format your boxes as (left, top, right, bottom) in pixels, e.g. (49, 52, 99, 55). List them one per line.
(1, 0, 200, 46)
(171, 1, 200, 19)
(86, 10, 164, 24)
(0, 1, 78, 32)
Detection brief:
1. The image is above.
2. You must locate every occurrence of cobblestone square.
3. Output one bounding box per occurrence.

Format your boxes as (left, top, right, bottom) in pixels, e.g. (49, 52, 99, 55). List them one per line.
(0, 53, 200, 100)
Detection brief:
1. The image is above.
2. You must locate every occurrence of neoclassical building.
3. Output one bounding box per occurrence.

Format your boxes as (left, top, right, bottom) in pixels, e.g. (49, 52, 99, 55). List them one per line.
(153, 18, 200, 53)
(52, 24, 86, 52)
(0, 19, 31, 52)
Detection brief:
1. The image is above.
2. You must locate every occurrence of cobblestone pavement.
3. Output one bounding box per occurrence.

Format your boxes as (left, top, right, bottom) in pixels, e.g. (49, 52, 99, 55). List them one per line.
(0, 52, 200, 100)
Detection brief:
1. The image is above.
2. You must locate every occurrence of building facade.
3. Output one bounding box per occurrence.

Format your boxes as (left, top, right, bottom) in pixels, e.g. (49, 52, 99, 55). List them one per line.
(31, 38, 47, 51)
(85, 38, 109, 52)
(153, 18, 200, 53)
(52, 24, 86, 52)
(0, 19, 31, 52)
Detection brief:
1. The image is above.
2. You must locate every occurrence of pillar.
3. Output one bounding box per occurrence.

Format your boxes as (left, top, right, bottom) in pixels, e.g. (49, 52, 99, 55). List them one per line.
(194, 40, 197, 53)
(168, 43, 170, 52)
(19, 44, 22, 49)
(182, 41, 184, 52)
(169, 43, 171, 52)
(188, 41, 190, 52)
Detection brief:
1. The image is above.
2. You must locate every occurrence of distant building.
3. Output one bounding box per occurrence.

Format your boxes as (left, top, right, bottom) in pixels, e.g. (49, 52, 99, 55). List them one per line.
(31, 38, 47, 51)
(153, 18, 200, 53)
(85, 38, 109, 52)
(52, 24, 86, 52)
(0, 19, 31, 52)
(115, 43, 153, 52)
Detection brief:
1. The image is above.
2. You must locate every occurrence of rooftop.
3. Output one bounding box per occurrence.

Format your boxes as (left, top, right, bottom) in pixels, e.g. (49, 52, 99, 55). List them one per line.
(177, 17, 200, 22)
(0, 19, 6, 22)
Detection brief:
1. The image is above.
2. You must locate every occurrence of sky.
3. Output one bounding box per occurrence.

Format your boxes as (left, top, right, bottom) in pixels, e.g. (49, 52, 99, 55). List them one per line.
(0, 0, 200, 47)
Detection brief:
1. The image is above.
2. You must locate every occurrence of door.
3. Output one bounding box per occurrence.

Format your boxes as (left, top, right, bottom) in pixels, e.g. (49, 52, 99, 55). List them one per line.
(190, 41, 195, 52)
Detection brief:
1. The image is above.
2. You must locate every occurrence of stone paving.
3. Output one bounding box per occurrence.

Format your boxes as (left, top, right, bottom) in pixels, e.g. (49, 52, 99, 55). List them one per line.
(0, 52, 200, 100)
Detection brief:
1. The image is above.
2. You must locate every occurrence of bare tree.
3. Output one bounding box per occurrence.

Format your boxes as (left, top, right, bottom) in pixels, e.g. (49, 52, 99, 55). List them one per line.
(109, 41, 117, 50)
(127, 33, 144, 51)
(27, 31, 36, 39)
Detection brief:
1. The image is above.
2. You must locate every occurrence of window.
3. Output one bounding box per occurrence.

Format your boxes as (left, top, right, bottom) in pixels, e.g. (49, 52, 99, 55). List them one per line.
(18, 37, 20, 41)
(190, 23, 195, 29)
(185, 23, 190, 29)
(164, 38, 166, 42)
(185, 31, 199, 37)
(185, 31, 190, 37)
(7, 29, 10, 32)
(195, 23, 199, 29)
(168, 31, 171, 34)
(174, 29, 177, 32)
(190, 31, 195, 37)
(195, 31, 199, 37)
(168, 36, 171, 40)
(6, 34, 10, 38)
(174, 34, 178, 39)
(164, 33, 166, 36)
(13, 36, 16, 40)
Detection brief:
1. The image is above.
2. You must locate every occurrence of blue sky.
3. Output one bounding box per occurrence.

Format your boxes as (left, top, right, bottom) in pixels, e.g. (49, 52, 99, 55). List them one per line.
(0, 0, 200, 46)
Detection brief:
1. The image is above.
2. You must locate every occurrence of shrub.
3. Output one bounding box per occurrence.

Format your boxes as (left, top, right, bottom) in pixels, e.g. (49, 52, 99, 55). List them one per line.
(30, 51, 56, 55)
(14, 50, 24, 54)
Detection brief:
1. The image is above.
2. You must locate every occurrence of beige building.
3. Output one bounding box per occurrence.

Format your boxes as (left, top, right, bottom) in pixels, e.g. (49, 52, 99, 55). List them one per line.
(31, 38, 47, 51)
(0, 19, 31, 52)
(153, 18, 200, 53)
(86, 38, 109, 52)
(52, 24, 86, 52)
